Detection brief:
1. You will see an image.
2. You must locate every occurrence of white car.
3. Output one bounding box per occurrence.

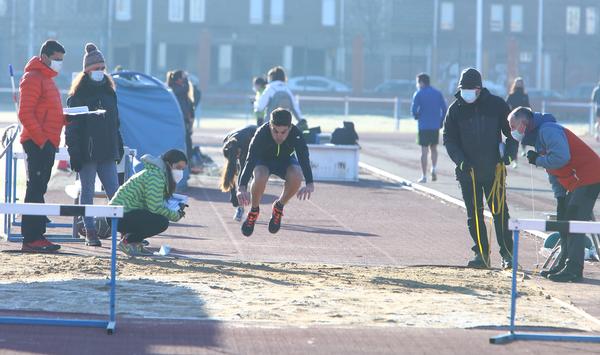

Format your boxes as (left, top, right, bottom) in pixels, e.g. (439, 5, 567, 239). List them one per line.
(288, 76, 351, 93)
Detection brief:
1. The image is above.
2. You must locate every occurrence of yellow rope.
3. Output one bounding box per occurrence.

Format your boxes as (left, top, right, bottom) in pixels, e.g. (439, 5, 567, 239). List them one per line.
(470, 168, 490, 268)
(485, 163, 515, 262)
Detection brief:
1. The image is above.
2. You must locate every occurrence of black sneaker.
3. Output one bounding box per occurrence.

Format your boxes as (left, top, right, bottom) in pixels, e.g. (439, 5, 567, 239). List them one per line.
(467, 253, 490, 268)
(548, 269, 582, 283)
(241, 208, 259, 237)
(540, 263, 566, 278)
(268, 201, 284, 234)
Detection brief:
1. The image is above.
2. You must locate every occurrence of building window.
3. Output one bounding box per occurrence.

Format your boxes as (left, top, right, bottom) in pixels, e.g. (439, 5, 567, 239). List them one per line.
(158, 42, 167, 69)
(250, 0, 263, 24)
(270, 0, 284, 25)
(190, 0, 205, 23)
(490, 4, 503, 32)
(566, 6, 581, 34)
(440, 2, 454, 31)
(0, 0, 7, 17)
(586, 7, 597, 35)
(169, 0, 185, 22)
(322, 0, 336, 27)
(115, 0, 131, 21)
(510, 5, 523, 32)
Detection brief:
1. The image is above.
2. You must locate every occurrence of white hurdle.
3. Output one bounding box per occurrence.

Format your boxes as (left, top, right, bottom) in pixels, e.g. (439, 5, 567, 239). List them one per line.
(0, 203, 123, 334)
(491, 218, 600, 344)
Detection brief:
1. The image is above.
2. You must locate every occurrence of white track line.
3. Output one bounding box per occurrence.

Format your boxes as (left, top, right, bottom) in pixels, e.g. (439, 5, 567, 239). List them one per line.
(552, 297, 600, 330)
(200, 187, 246, 259)
(359, 161, 549, 241)
(307, 199, 398, 265)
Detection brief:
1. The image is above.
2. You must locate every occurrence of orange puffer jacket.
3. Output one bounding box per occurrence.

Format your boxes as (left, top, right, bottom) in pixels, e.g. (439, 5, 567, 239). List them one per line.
(18, 57, 65, 147)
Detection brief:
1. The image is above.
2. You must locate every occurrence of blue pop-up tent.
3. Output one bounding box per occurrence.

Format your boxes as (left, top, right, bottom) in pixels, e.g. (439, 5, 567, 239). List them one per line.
(112, 71, 189, 188)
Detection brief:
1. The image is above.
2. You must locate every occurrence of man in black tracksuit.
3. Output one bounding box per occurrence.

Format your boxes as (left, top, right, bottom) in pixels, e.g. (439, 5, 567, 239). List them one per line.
(237, 108, 314, 237)
(443, 68, 518, 269)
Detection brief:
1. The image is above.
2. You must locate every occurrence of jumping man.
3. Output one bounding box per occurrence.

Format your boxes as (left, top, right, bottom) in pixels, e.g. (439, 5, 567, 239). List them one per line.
(237, 108, 314, 236)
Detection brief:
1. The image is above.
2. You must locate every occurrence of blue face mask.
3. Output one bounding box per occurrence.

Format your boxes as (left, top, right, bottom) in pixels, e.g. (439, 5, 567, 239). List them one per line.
(511, 129, 525, 142)
(460, 89, 477, 103)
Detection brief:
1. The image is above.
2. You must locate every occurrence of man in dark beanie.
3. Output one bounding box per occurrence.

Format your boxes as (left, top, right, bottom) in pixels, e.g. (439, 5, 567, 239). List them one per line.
(236, 108, 314, 237)
(443, 67, 518, 269)
(18, 39, 66, 252)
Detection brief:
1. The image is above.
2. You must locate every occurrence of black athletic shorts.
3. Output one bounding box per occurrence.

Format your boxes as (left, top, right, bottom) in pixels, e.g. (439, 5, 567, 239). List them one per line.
(256, 155, 300, 180)
(417, 129, 439, 146)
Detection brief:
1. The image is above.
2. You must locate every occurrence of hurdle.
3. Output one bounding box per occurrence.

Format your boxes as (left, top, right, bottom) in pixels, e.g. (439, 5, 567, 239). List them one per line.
(0, 203, 123, 334)
(490, 218, 600, 344)
(2, 145, 135, 242)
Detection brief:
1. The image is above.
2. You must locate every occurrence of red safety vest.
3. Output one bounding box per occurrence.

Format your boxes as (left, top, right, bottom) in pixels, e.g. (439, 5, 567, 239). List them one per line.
(546, 128, 600, 192)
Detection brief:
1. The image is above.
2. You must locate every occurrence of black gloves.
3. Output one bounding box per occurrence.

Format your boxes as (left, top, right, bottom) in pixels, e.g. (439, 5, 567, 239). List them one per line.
(526, 150, 539, 165)
(502, 153, 513, 166)
(70, 157, 82, 172)
(178, 203, 189, 218)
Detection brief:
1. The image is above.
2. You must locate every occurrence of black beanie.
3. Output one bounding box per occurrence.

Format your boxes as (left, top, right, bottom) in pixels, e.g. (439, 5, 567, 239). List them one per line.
(458, 68, 482, 89)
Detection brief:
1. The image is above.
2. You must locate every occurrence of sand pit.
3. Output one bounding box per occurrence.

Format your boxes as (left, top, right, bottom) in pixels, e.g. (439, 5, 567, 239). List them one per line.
(0, 253, 597, 331)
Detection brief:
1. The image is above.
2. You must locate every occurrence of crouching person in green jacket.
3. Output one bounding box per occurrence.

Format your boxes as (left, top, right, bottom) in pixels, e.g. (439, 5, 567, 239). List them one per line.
(110, 149, 188, 256)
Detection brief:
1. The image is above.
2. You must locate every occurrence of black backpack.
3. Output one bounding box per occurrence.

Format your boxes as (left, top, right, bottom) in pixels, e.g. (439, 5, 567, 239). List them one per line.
(331, 121, 359, 145)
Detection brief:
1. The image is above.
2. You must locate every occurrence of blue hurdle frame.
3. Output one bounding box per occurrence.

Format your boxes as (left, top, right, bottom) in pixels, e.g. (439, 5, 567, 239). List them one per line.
(490, 223, 600, 344)
(0, 215, 119, 334)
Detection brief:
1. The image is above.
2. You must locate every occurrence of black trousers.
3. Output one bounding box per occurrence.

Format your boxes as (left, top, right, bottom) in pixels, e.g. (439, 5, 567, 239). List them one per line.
(21, 140, 56, 243)
(557, 183, 600, 274)
(458, 173, 513, 258)
(185, 121, 193, 166)
(117, 209, 169, 243)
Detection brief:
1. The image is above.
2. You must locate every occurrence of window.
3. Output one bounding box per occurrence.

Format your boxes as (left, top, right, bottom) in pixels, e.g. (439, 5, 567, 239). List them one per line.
(490, 4, 503, 32)
(270, 0, 284, 25)
(566, 6, 581, 34)
(169, 0, 185, 22)
(322, 0, 335, 26)
(190, 0, 205, 22)
(586, 7, 597, 35)
(115, 0, 131, 21)
(250, 0, 263, 24)
(158, 43, 167, 69)
(0, 0, 7, 17)
(510, 5, 523, 32)
(440, 2, 454, 31)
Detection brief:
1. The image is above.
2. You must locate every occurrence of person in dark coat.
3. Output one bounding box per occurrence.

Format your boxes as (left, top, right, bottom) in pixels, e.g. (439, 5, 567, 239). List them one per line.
(443, 68, 518, 269)
(167, 70, 196, 170)
(66, 43, 124, 247)
(220, 125, 258, 221)
(506, 77, 531, 164)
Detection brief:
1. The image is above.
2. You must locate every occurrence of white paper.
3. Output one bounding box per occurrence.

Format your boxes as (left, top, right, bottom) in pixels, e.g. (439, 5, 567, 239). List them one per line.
(63, 106, 106, 116)
(165, 194, 189, 211)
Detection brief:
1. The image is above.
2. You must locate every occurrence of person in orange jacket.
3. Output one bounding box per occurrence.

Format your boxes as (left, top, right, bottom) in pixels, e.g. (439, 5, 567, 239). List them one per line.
(18, 40, 66, 252)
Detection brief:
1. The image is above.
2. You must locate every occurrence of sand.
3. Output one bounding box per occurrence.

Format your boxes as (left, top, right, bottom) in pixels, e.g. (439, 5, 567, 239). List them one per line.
(0, 252, 597, 331)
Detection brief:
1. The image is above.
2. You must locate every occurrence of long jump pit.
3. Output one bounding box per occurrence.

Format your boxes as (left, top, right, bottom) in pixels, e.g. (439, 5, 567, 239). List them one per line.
(1, 170, 599, 350)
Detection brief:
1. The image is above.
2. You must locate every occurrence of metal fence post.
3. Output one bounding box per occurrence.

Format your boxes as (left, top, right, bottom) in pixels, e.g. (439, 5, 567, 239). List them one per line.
(394, 97, 400, 131)
(344, 97, 349, 117)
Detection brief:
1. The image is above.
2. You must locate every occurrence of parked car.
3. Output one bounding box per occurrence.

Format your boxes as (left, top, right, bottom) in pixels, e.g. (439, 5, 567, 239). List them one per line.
(374, 80, 416, 100)
(565, 83, 597, 101)
(288, 76, 350, 93)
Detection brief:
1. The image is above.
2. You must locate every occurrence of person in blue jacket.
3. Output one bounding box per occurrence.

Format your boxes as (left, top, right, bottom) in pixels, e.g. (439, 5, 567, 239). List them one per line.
(411, 73, 447, 183)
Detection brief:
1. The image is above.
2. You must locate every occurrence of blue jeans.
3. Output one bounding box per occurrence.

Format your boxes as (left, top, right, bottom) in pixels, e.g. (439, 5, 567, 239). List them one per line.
(79, 160, 119, 233)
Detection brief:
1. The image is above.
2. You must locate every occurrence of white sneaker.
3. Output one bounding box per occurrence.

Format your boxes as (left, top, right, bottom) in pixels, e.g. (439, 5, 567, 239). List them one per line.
(233, 206, 244, 222)
(431, 170, 437, 181)
(417, 176, 427, 183)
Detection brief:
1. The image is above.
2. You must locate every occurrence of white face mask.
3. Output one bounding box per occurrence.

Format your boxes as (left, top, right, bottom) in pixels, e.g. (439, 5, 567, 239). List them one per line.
(50, 60, 62, 73)
(90, 70, 105, 82)
(460, 89, 477, 103)
(511, 129, 525, 142)
(171, 168, 184, 184)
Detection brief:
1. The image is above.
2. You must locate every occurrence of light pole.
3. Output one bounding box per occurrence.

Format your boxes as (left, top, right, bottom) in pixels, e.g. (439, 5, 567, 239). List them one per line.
(536, 0, 544, 89)
(144, 0, 154, 75)
(476, 0, 483, 71)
